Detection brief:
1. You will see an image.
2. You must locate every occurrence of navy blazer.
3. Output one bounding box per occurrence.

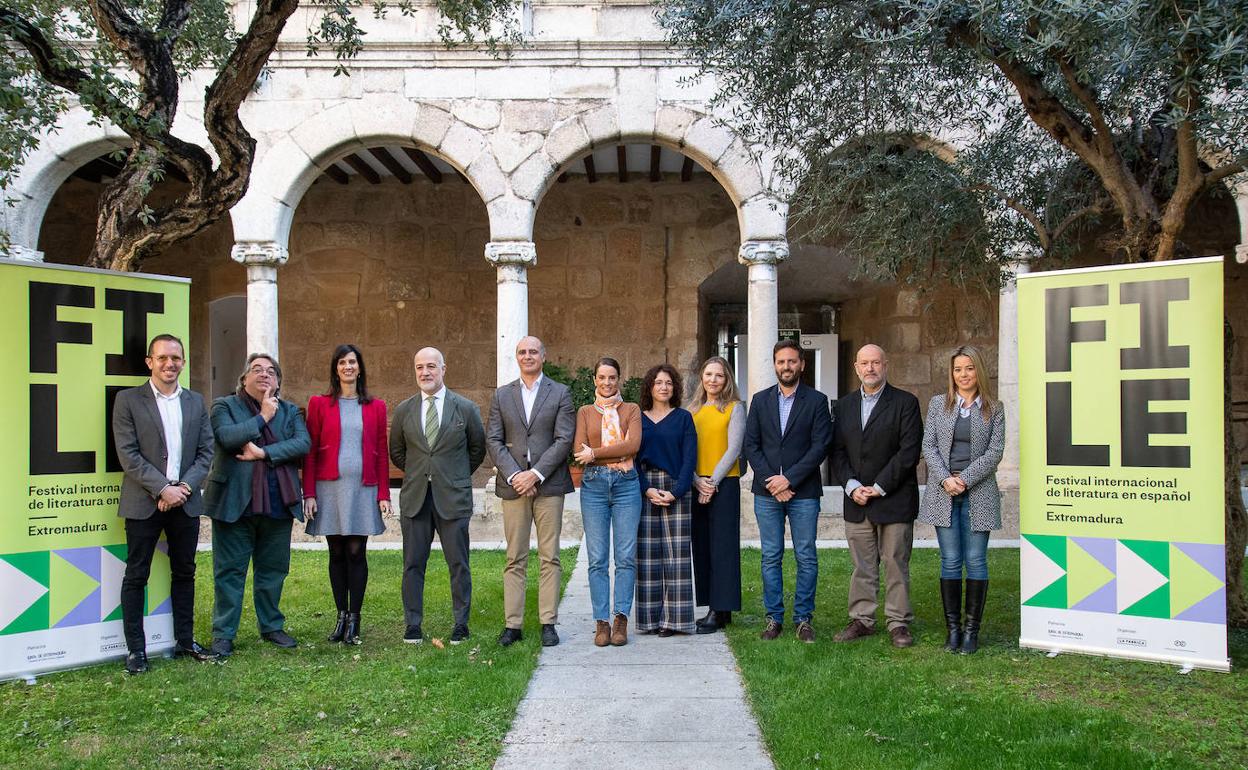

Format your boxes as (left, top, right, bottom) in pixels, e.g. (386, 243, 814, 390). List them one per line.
(743, 383, 832, 500)
(829, 383, 922, 525)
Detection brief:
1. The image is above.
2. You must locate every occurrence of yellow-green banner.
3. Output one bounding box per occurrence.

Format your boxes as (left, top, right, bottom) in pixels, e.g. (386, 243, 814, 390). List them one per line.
(1017, 257, 1227, 671)
(0, 259, 189, 680)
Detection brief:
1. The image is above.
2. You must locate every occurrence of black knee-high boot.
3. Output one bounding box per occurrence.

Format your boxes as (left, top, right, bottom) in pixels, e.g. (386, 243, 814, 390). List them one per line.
(960, 579, 988, 654)
(939, 579, 962, 652)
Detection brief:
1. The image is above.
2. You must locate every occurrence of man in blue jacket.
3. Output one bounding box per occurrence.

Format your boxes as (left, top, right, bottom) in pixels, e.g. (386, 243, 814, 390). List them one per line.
(743, 339, 832, 644)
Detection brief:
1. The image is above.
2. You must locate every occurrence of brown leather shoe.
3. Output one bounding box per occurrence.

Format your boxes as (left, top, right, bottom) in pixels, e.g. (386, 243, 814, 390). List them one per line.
(833, 619, 875, 642)
(759, 618, 782, 640)
(610, 613, 628, 646)
(796, 620, 815, 644)
(889, 625, 915, 648)
(594, 620, 611, 647)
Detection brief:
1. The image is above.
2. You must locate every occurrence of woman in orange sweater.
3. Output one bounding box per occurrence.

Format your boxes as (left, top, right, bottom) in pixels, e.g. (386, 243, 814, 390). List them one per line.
(573, 357, 642, 647)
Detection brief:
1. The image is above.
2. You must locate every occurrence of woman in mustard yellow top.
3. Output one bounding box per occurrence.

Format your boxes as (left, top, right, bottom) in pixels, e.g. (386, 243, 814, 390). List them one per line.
(689, 356, 745, 633)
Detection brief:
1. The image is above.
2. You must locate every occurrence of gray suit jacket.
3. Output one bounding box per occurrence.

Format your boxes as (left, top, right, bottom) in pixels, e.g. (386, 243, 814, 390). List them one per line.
(917, 394, 1006, 531)
(389, 389, 487, 520)
(112, 383, 214, 519)
(486, 376, 575, 499)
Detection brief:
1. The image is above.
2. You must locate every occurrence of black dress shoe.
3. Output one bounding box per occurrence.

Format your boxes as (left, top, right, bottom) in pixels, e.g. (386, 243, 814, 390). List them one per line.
(404, 625, 423, 644)
(261, 629, 298, 648)
(696, 612, 725, 635)
(657, 628, 676, 637)
(498, 627, 523, 647)
(124, 651, 148, 674)
(328, 611, 348, 642)
(210, 638, 234, 658)
(540, 624, 559, 647)
(696, 608, 716, 628)
(174, 640, 218, 661)
(449, 624, 470, 645)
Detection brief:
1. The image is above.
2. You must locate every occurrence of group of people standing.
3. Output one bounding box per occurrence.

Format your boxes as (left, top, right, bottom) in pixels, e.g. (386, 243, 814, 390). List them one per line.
(111, 330, 1003, 675)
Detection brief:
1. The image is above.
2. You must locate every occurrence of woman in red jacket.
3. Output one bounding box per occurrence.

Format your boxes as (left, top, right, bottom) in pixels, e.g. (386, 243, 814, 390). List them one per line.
(303, 344, 390, 644)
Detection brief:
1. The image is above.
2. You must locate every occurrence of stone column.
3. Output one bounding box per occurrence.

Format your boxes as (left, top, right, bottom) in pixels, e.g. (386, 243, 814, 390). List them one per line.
(996, 257, 1031, 491)
(7, 245, 45, 262)
(485, 241, 537, 386)
(230, 241, 289, 358)
(738, 240, 789, 398)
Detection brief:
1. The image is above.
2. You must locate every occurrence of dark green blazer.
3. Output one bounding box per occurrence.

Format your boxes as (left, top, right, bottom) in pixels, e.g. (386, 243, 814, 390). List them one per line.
(203, 394, 311, 523)
(389, 388, 486, 520)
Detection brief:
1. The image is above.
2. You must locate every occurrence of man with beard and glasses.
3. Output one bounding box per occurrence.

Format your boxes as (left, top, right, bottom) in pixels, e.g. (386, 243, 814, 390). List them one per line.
(743, 339, 832, 644)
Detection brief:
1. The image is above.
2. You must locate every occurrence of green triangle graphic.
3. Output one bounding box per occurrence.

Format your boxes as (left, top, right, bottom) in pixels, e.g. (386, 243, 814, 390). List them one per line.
(1024, 575, 1069, 609)
(1123, 583, 1170, 618)
(1067, 539, 1114, 607)
(145, 544, 171, 615)
(103, 604, 123, 622)
(50, 552, 99, 625)
(1, 552, 50, 634)
(1169, 545, 1223, 618)
(103, 544, 128, 563)
(1121, 539, 1168, 578)
(1025, 534, 1067, 571)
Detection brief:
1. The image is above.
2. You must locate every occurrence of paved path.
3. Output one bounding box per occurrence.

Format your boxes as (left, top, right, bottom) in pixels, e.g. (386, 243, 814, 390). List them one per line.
(496, 541, 773, 769)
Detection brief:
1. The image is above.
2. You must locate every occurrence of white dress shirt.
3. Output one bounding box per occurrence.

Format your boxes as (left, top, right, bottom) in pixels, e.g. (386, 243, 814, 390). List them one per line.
(511, 374, 547, 484)
(421, 386, 446, 431)
(150, 380, 183, 481)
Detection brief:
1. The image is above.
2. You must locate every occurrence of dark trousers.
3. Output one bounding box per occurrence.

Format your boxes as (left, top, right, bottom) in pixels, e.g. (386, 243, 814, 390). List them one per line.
(211, 515, 294, 640)
(692, 476, 743, 612)
(400, 491, 472, 628)
(121, 507, 200, 652)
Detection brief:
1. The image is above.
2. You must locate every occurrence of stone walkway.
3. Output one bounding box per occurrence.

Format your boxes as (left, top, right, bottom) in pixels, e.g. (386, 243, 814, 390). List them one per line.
(495, 541, 773, 769)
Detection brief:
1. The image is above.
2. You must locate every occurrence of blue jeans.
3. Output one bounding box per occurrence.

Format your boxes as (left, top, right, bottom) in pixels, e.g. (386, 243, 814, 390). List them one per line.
(935, 494, 989, 580)
(753, 495, 819, 624)
(580, 466, 643, 621)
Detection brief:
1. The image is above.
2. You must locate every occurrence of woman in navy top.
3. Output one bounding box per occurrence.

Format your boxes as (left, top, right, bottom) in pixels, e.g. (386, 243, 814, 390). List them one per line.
(635, 363, 698, 635)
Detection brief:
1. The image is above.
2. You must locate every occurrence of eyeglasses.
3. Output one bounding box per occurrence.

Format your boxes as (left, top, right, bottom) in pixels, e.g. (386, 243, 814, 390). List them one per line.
(248, 365, 278, 376)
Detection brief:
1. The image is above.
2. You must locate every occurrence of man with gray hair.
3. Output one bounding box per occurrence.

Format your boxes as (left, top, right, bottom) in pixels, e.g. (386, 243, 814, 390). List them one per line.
(390, 347, 486, 646)
(487, 336, 575, 648)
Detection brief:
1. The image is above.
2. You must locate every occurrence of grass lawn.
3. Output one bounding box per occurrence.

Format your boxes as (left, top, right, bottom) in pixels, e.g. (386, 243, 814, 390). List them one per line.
(0, 548, 576, 769)
(727, 548, 1248, 769)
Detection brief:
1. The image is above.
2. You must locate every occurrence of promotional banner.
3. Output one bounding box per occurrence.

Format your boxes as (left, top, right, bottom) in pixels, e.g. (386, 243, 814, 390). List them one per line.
(0, 258, 190, 680)
(1017, 257, 1228, 671)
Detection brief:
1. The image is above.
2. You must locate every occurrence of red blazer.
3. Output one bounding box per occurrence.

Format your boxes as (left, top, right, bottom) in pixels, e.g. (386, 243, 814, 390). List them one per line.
(303, 394, 391, 501)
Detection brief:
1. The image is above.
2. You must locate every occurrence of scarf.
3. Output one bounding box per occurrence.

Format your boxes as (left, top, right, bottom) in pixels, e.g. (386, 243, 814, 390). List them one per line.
(240, 392, 301, 515)
(594, 392, 625, 450)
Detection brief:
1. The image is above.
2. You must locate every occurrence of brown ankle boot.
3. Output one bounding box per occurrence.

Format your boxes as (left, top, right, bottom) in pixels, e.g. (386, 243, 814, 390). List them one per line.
(594, 620, 611, 647)
(610, 613, 628, 646)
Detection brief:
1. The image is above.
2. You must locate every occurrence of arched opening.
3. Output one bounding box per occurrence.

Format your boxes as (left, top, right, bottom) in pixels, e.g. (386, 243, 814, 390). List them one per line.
(35, 150, 239, 397)
(530, 143, 737, 382)
(277, 143, 493, 414)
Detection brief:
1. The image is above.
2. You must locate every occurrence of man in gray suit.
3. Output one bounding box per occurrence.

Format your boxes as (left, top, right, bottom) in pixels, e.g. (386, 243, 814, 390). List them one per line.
(486, 336, 575, 648)
(112, 334, 215, 674)
(389, 347, 487, 645)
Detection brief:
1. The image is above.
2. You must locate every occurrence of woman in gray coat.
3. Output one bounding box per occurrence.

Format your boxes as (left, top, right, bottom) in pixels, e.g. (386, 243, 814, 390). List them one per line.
(919, 345, 1004, 655)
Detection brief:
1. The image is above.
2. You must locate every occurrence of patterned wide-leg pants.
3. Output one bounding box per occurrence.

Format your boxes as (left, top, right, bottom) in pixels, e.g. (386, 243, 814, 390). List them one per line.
(635, 468, 695, 633)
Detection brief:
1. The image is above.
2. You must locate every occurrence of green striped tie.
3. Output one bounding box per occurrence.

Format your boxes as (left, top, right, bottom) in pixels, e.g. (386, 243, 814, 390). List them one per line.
(424, 395, 439, 445)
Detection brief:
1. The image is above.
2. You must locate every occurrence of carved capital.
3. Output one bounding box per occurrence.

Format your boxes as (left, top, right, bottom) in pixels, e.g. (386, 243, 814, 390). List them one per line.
(485, 241, 537, 268)
(737, 240, 789, 267)
(230, 241, 289, 268)
(1236, 244, 1248, 265)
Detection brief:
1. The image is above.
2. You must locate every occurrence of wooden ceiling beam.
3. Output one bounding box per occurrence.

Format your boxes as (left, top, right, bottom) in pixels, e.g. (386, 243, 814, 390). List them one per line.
(401, 146, 444, 183)
(617, 145, 629, 183)
(323, 164, 349, 185)
(650, 145, 662, 182)
(342, 153, 381, 184)
(584, 154, 597, 183)
(368, 147, 412, 184)
(680, 156, 694, 182)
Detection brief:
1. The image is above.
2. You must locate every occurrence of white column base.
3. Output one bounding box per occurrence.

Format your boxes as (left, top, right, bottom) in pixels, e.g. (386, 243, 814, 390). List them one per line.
(486, 241, 537, 386)
(739, 240, 789, 398)
(231, 241, 289, 358)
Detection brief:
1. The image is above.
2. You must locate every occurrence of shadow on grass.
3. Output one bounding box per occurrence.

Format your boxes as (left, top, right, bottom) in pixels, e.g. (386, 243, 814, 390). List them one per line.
(0, 548, 577, 769)
(726, 548, 1248, 769)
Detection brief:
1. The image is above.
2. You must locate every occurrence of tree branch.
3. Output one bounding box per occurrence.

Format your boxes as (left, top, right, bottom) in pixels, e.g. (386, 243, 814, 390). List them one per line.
(1051, 197, 1111, 244)
(968, 183, 1050, 250)
(0, 9, 90, 92)
(1207, 160, 1246, 186)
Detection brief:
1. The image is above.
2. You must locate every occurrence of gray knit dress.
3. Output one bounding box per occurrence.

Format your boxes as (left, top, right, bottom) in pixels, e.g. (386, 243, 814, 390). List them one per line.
(306, 397, 385, 537)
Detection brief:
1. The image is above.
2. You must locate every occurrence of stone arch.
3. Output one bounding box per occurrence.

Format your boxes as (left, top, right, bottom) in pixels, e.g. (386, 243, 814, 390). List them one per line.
(232, 97, 501, 248)
(505, 103, 781, 243)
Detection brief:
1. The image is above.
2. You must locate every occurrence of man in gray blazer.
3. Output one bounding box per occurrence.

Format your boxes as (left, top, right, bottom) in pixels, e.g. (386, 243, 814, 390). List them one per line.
(389, 347, 487, 645)
(112, 334, 215, 674)
(486, 336, 575, 648)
